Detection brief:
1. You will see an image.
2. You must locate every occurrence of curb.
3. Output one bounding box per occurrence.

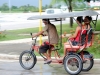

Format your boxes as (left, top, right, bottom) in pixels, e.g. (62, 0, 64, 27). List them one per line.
(0, 54, 44, 60)
(0, 36, 48, 44)
(0, 38, 32, 44)
(0, 54, 100, 64)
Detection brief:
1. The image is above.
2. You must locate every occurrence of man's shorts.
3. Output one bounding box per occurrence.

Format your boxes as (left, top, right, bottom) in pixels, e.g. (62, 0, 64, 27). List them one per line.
(39, 41, 54, 53)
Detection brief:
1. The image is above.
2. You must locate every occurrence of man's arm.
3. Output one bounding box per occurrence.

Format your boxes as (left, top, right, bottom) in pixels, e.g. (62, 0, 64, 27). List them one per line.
(32, 31, 44, 38)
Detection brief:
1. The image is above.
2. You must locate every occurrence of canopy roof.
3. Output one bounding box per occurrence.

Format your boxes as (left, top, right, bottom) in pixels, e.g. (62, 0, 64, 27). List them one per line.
(28, 10, 99, 20)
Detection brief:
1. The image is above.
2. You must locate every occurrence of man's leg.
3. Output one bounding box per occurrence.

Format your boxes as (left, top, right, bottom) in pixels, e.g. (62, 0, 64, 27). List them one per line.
(43, 52, 51, 60)
(48, 49, 51, 59)
(47, 45, 55, 59)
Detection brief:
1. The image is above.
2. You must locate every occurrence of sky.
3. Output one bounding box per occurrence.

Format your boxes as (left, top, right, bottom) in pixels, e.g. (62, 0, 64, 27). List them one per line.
(0, 0, 51, 7)
(0, 0, 100, 8)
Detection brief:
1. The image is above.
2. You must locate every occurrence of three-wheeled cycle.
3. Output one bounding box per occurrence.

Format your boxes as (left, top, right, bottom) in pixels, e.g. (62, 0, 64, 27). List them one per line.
(19, 10, 99, 75)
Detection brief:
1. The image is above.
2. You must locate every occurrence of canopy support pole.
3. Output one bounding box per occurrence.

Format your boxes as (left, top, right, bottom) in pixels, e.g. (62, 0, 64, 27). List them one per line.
(60, 18, 62, 49)
(91, 15, 98, 29)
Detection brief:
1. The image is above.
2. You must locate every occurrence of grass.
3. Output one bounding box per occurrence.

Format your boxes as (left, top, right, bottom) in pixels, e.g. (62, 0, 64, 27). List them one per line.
(95, 21, 100, 31)
(0, 23, 77, 41)
(0, 27, 39, 41)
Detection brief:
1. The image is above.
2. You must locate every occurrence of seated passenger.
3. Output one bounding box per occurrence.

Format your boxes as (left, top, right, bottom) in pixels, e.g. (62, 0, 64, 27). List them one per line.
(84, 16, 92, 28)
(64, 16, 90, 56)
(84, 16, 93, 43)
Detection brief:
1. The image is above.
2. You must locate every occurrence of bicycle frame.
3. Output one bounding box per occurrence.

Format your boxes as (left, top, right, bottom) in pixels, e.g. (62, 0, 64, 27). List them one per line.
(20, 10, 99, 75)
(30, 33, 63, 64)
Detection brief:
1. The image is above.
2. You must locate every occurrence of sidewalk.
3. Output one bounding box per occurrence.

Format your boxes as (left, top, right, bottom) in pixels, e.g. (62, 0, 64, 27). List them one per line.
(0, 53, 100, 64)
(0, 38, 33, 44)
(0, 36, 48, 44)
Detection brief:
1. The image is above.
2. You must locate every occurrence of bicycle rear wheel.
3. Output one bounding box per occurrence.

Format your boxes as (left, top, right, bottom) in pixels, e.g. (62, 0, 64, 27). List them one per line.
(19, 50, 37, 70)
(64, 54, 83, 75)
(82, 51, 94, 71)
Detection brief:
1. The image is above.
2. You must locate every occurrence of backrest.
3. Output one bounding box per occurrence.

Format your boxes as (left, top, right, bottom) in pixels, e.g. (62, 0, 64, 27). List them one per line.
(79, 29, 88, 46)
(87, 28, 94, 42)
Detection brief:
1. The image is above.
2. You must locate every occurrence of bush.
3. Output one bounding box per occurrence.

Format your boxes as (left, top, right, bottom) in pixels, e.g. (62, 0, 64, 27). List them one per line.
(87, 34, 100, 58)
(95, 20, 100, 31)
(0, 30, 6, 39)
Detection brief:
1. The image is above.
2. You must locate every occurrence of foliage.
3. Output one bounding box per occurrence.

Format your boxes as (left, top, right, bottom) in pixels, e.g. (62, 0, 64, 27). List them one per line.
(0, 0, 99, 13)
(0, 3, 60, 13)
(0, 3, 40, 12)
(87, 34, 100, 58)
(50, 0, 98, 11)
(84, 0, 96, 2)
(0, 30, 6, 39)
(0, 3, 9, 11)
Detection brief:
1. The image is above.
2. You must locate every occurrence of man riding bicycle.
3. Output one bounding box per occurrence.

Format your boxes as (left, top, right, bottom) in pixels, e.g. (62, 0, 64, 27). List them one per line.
(32, 19, 59, 64)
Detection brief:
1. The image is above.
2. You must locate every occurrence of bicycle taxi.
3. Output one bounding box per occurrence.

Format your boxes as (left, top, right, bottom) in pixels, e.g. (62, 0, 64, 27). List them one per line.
(19, 10, 99, 75)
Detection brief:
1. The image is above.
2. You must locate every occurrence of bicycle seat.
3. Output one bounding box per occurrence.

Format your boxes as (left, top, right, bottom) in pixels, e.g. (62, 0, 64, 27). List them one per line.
(65, 45, 86, 52)
(86, 28, 94, 48)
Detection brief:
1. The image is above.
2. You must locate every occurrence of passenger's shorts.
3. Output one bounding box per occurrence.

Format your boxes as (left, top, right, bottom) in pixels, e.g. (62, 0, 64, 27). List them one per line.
(39, 42, 54, 53)
(71, 41, 78, 46)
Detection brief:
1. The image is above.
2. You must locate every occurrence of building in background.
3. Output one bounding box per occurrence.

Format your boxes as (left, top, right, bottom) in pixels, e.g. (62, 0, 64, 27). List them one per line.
(60, 5, 68, 13)
(88, 1, 100, 10)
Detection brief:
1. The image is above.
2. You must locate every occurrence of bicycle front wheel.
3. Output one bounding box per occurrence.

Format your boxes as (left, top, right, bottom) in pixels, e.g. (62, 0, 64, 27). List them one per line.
(19, 50, 37, 70)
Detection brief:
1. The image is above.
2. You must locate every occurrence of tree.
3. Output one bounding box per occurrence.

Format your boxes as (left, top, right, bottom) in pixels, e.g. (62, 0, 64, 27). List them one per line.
(0, 6, 1, 11)
(19, 5, 28, 12)
(1, 3, 9, 11)
(84, 0, 95, 2)
(11, 6, 18, 10)
(50, 0, 96, 27)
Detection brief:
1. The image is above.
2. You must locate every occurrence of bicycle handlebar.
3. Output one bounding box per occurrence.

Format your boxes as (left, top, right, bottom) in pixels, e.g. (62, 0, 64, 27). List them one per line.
(30, 33, 38, 45)
(30, 32, 45, 45)
(30, 33, 33, 40)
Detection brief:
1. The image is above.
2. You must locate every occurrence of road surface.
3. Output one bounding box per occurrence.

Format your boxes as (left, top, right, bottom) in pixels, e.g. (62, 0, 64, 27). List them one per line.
(0, 10, 100, 30)
(0, 59, 100, 75)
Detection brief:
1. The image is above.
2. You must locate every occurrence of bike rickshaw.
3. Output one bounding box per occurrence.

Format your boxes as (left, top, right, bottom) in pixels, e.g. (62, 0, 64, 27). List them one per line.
(19, 10, 99, 75)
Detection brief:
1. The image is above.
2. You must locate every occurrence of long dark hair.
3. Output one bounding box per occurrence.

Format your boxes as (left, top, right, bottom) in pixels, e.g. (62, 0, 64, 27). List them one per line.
(76, 16, 83, 23)
(42, 19, 51, 24)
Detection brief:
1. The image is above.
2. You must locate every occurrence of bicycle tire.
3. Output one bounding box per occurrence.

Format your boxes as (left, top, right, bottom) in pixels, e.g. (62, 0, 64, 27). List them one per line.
(82, 51, 94, 71)
(19, 50, 37, 70)
(64, 54, 83, 75)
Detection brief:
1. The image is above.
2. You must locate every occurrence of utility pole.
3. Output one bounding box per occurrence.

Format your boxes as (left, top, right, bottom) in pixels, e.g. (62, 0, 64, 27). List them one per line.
(39, 0, 42, 45)
(9, 0, 11, 13)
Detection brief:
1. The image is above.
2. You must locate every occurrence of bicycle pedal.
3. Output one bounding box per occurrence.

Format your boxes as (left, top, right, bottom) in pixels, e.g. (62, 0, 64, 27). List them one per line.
(44, 58, 47, 61)
(44, 61, 52, 64)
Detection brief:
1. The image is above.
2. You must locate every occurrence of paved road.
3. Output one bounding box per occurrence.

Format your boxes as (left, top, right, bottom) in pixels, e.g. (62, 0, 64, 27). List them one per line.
(0, 10, 100, 30)
(0, 43, 31, 55)
(0, 60, 100, 75)
(0, 20, 70, 30)
(0, 12, 69, 30)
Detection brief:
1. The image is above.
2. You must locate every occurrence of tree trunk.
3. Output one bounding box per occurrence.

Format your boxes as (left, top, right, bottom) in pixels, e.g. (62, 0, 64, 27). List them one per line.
(68, 0, 73, 28)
